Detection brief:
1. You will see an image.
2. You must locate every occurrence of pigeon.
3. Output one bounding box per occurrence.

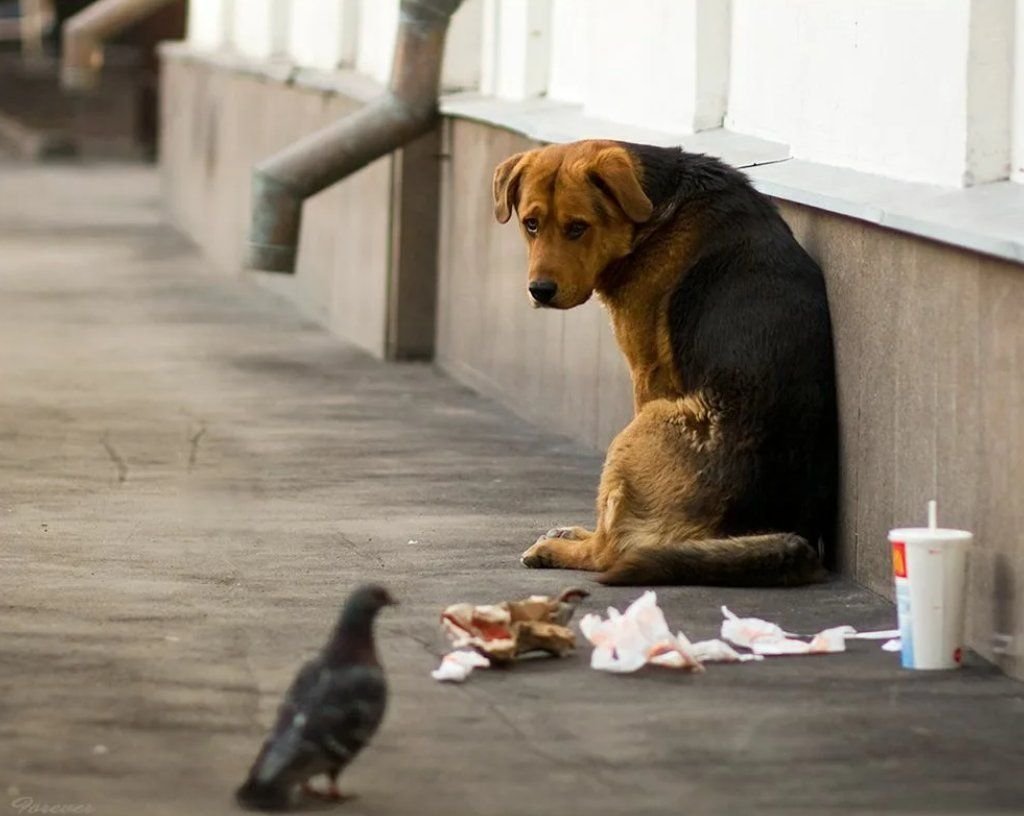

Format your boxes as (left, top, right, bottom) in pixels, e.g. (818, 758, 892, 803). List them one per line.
(235, 584, 396, 811)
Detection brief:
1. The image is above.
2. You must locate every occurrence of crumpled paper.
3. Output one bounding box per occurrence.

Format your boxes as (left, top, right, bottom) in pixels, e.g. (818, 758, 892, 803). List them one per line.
(431, 649, 492, 682)
(433, 587, 589, 682)
(720, 607, 899, 655)
(578, 591, 763, 673)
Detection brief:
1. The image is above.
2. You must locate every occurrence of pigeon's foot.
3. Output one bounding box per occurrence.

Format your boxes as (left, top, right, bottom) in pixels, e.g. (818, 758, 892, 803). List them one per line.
(302, 779, 356, 803)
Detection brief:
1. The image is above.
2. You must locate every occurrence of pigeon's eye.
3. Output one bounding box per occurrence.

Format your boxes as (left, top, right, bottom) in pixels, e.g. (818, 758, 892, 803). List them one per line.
(523, 217, 539, 235)
(565, 220, 589, 240)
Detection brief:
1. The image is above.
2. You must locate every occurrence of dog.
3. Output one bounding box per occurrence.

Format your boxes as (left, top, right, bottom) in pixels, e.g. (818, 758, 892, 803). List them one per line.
(493, 140, 838, 586)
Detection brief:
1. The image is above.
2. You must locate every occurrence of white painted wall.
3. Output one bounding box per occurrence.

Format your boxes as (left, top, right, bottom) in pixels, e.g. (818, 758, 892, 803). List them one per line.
(728, 0, 976, 186)
(480, 0, 551, 100)
(355, 0, 400, 84)
(575, 0, 729, 134)
(231, 0, 289, 61)
(287, 0, 358, 71)
(442, 0, 485, 91)
(186, 0, 1021, 189)
(964, 0, 1014, 184)
(1013, 0, 1024, 184)
(187, 0, 234, 50)
(547, 0, 586, 103)
(582, 0, 696, 132)
(728, 0, 1017, 187)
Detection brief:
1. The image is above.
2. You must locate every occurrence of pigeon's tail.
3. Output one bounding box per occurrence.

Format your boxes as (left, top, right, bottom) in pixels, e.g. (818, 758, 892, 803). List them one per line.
(234, 777, 290, 812)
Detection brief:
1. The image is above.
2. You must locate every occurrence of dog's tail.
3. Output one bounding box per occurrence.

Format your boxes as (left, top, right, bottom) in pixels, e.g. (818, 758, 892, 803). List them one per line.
(597, 533, 826, 587)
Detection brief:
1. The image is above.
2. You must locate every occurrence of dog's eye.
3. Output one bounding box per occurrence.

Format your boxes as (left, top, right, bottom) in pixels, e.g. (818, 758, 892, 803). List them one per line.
(565, 221, 589, 240)
(523, 218, 539, 235)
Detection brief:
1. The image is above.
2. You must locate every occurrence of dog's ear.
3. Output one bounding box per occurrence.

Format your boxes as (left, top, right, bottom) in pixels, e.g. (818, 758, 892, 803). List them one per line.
(588, 148, 653, 223)
(493, 151, 529, 224)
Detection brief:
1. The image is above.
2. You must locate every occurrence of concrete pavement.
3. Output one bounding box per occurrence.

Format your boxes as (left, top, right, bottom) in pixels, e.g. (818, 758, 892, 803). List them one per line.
(1, 160, 1023, 816)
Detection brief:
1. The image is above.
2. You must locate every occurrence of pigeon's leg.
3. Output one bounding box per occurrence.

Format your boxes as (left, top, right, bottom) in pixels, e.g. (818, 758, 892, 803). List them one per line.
(324, 768, 345, 801)
(302, 770, 352, 802)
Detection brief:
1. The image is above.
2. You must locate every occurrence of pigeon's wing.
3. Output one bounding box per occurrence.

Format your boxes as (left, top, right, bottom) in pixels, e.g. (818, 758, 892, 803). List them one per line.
(247, 660, 386, 787)
(305, 663, 388, 770)
(246, 657, 328, 786)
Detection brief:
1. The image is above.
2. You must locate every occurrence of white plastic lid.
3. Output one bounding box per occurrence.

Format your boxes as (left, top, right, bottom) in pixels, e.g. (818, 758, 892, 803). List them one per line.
(888, 527, 973, 543)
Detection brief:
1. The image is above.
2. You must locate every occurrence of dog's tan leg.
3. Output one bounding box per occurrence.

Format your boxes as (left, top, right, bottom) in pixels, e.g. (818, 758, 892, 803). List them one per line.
(522, 396, 722, 572)
(520, 429, 634, 572)
(520, 530, 608, 570)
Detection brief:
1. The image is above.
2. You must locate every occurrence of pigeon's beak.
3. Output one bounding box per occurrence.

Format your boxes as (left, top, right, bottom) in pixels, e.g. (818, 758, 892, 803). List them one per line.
(385, 594, 399, 607)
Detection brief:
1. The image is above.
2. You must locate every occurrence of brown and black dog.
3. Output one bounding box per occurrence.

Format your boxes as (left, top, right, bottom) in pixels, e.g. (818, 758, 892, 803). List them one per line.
(493, 140, 838, 586)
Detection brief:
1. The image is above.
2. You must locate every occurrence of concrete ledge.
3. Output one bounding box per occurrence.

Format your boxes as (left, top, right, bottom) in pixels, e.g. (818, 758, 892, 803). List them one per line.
(440, 92, 1024, 267)
(440, 92, 791, 167)
(157, 46, 1024, 267)
(159, 45, 441, 361)
(749, 160, 1024, 264)
(158, 41, 384, 103)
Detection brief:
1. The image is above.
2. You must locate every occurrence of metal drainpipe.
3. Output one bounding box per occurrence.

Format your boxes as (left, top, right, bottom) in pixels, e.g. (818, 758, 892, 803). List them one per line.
(246, 0, 463, 274)
(61, 0, 178, 92)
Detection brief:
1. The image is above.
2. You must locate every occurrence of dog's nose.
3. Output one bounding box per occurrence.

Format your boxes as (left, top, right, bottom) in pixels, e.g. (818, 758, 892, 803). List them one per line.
(529, 279, 558, 304)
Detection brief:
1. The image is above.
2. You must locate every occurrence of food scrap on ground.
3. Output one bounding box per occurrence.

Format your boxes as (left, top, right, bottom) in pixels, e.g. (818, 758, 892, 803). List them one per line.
(431, 649, 492, 682)
(579, 594, 902, 672)
(720, 606, 852, 655)
(579, 591, 763, 674)
(432, 587, 589, 682)
(720, 606, 900, 655)
(435, 589, 901, 682)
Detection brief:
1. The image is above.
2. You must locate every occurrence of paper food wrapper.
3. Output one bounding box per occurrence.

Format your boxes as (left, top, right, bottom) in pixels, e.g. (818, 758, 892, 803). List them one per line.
(431, 649, 492, 682)
(578, 591, 764, 673)
(579, 594, 898, 673)
(433, 587, 589, 682)
(435, 589, 900, 681)
(720, 606, 897, 656)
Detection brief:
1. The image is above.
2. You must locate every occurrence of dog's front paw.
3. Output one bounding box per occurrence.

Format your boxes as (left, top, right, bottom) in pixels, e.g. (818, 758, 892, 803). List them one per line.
(540, 526, 590, 542)
(521, 539, 556, 569)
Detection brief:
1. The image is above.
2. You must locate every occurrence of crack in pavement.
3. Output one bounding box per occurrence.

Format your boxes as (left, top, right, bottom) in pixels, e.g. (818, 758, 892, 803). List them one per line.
(100, 431, 128, 483)
(187, 423, 207, 471)
(337, 534, 385, 570)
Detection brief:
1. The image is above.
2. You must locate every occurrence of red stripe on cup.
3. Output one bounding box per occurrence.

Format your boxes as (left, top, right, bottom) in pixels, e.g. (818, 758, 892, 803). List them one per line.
(892, 540, 908, 578)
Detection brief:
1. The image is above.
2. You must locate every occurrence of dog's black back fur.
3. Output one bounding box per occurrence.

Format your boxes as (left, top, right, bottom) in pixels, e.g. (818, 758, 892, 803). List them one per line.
(626, 143, 838, 563)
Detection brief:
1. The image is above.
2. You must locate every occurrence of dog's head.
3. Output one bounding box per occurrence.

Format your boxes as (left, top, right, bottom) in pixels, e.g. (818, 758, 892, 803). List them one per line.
(493, 140, 653, 309)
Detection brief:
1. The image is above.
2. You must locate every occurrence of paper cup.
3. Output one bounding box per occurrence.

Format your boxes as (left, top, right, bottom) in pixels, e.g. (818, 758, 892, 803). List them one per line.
(888, 527, 971, 670)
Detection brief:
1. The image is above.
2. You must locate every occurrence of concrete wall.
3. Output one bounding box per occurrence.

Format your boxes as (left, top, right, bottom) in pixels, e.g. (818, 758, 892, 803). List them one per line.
(160, 55, 396, 359)
(435, 117, 1024, 680)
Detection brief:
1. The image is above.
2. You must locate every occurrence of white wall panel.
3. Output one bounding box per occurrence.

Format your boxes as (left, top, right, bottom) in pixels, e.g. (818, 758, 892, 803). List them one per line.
(964, 0, 1014, 184)
(356, 0, 400, 84)
(581, 0, 723, 134)
(232, 0, 289, 60)
(287, 0, 358, 71)
(547, 0, 587, 103)
(442, 0, 485, 91)
(480, 0, 551, 100)
(1011, 0, 1024, 184)
(727, 0, 1014, 187)
(187, 0, 233, 50)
